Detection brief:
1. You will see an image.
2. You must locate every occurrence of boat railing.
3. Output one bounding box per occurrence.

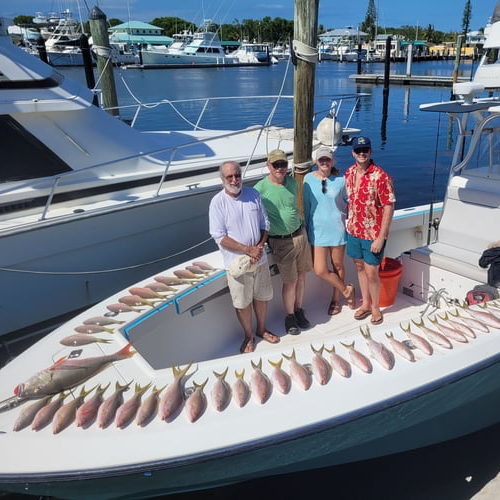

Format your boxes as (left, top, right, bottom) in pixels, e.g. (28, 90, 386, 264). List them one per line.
(451, 111, 500, 174)
(3, 93, 368, 223)
(108, 91, 295, 130)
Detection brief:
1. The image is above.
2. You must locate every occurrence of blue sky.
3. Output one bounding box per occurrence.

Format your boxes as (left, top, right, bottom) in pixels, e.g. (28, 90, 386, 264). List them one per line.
(4, 1, 496, 33)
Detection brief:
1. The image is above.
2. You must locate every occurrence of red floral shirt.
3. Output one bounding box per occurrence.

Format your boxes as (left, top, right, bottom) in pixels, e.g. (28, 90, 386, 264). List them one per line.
(344, 161, 396, 241)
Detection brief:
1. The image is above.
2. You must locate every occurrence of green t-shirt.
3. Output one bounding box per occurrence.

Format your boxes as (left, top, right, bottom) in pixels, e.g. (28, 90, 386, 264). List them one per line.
(254, 175, 301, 236)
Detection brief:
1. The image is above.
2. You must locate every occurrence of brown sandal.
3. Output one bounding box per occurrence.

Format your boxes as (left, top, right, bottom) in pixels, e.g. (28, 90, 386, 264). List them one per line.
(328, 300, 341, 316)
(240, 337, 254, 353)
(344, 284, 356, 309)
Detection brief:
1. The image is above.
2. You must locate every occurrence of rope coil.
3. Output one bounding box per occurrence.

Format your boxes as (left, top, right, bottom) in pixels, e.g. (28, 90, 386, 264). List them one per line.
(292, 40, 318, 63)
(92, 45, 112, 58)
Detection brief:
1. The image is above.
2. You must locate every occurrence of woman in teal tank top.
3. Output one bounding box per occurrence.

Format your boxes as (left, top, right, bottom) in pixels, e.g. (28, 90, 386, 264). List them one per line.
(303, 147, 355, 315)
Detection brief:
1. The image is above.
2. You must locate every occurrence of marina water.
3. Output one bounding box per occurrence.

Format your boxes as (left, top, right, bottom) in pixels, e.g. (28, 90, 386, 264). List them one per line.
(4, 59, 500, 500)
(62, 58, 472, 211)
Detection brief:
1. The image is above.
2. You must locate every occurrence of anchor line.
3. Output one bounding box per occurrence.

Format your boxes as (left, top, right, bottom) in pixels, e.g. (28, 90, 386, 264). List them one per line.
(0, 236, 213, 275)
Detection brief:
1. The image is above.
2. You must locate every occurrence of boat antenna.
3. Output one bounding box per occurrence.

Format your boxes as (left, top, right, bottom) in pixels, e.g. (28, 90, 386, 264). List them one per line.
(426, 107, 443, 245)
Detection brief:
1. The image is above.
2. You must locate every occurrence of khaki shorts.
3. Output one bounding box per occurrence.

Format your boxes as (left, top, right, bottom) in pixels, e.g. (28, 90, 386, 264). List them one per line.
(268, 227, 313, 283)
(226, 262, 274, 309)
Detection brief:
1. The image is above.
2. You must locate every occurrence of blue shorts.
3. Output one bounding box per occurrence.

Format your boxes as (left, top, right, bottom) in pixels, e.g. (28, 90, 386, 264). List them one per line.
(346, 233, 386, 266)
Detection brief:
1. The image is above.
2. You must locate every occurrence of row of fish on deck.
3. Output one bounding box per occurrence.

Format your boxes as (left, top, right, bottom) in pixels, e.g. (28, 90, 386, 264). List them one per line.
(6, 289, 500, 433)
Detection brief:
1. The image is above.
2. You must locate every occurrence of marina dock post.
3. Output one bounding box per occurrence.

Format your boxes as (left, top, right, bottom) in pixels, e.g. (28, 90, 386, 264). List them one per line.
(406, 43, 413, 76)
(293, 0, 319, 214)
(453, 35, 464, 83)
(89, 6, 119, 116)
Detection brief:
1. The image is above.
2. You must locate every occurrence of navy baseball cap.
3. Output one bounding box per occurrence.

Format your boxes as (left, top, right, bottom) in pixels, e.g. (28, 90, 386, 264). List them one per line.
(352, 136, 371, 151)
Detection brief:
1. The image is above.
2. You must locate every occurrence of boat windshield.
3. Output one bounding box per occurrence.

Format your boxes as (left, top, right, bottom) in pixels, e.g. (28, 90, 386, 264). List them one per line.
(462, 113, 500, 177)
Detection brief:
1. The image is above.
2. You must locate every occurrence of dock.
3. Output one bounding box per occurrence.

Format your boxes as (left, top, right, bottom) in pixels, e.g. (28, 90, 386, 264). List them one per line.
(350, 73, 469, 87)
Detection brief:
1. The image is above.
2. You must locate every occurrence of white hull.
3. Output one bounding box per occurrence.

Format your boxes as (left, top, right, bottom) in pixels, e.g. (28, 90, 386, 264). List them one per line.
(3, 356, 500, 498)
(47, 49, 83, 66)
(140, 50, 238, 66)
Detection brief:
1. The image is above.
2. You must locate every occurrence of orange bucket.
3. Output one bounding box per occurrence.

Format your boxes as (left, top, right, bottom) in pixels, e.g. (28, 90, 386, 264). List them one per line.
(379, 257, 403, 307)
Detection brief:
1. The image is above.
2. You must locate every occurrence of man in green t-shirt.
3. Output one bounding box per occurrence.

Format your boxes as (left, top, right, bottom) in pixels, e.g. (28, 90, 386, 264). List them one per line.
(254, 149, 313, 335)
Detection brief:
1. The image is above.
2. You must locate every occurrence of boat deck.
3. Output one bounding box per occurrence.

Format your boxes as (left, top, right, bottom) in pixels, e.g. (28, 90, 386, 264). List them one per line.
(224, 289, 427, 360)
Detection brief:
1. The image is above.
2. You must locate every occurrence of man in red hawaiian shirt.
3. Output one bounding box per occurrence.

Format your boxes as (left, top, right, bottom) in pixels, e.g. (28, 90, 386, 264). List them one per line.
(345, 136, 395, 325)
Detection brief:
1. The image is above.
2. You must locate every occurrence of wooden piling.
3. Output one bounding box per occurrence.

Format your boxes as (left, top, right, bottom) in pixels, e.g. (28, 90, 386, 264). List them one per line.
(89, 6, 119, 116)
(453, 35, 464, 84)
(293, 0, 319, 215)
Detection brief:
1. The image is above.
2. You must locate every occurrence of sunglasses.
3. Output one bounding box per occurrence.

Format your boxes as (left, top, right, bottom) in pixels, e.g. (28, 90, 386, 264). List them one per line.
(354, 147, 370, 154)
(224, 173, 242, 180)
(272, 161, 288, 169)
(321, 179, 327, 194)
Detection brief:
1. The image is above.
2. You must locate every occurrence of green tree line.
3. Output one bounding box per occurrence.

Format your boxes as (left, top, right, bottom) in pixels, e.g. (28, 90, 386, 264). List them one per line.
(13, 14, 480, 45)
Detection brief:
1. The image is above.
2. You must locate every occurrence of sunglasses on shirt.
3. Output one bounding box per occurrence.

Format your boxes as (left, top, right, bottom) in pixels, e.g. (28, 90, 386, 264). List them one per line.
(321, 179, 327, 194)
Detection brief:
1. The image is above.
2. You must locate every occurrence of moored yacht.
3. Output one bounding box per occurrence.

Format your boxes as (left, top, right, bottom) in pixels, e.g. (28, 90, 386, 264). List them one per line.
(0, 21, 299, 338)
(140, 21, 237, 67)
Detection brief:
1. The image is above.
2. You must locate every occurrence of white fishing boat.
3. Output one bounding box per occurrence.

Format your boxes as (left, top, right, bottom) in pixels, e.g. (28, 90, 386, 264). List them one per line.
(1, 75, 500, 498)
(140, 21, 237, 67)
(43, 9, 84, 66)
(230, 42, 277, 65)
(0, 22, 366, 339)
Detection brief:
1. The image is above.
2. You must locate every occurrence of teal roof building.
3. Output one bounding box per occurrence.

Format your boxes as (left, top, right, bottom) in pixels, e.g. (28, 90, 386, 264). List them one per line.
(109, 21, 173, 45)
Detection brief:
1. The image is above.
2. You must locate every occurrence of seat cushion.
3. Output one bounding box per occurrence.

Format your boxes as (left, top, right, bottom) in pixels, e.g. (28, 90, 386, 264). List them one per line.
(411, 242, 487, 283)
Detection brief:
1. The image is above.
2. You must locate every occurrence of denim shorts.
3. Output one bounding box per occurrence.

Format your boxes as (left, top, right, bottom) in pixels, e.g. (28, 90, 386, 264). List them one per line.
(346, 233, 386, 266)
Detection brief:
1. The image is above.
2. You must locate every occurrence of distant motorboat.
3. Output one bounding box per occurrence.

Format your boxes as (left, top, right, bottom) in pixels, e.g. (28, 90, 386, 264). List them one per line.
(230, 42, 277, 65)
(140, 21, 237, 66)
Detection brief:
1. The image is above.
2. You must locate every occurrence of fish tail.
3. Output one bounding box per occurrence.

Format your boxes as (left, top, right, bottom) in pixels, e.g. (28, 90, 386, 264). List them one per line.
(411, 318, 424, 327)
(400, 322, 411, 333)
(268, 358, 283, 368)
(153, 384, 167, 394)
(282, 349, 296, 361)
(340, 341, 355, 349)
(80, 384, 98, 398)
(193, 378, 208, 391)
(117, 342, 135, 359)
(176, 362, 193, 379)
(235, 369, 245, 379)
(251, 358, 262, 370)
(116, 380, 133, 393)
(449, 308, 460, 317)
(213, 367, 228, 380)
(359, 325, 371, 338)
(135, 382, 152, 395)
(324, 344, 336, 354)
(310, 344, 324, 355)
(97, 382, 111, 395)
(385, 332, 394, 339)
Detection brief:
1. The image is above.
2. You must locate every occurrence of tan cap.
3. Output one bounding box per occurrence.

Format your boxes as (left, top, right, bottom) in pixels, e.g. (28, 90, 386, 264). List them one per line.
(315, 146, 334, 161)
(268, 149, 287, 163)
